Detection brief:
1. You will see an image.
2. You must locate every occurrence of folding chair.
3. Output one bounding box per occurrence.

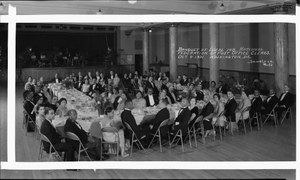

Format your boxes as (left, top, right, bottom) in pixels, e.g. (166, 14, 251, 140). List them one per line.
(38, 133, 64, 161)
(148, 118, 170, 152)
(280, 107, 293, 124)
(24, 109, 38, 137)
(65, 132, 92, 161)
(213, 110, 226, 140)
(237, 106, 251, 134)
(262, 103, 278, 128)
(124, 122, 147, 156)
(225, 116, 234, 136)
(249, 112, 262, 130)
(168, 129, 185, 153)
(101, 127, 120, 160)
(185, 115, 200, 147)
(22, 110, 27, 129)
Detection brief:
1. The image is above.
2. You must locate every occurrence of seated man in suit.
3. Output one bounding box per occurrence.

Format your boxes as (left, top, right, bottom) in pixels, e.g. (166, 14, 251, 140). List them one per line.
(52, 73, 61, 84)
(225, 90, 238, 131)
(89, 78, 100, 97)
(169, 98, 191, 138)
(49, 96, 59, 113)
(144, 88, 159, 107)
(250, 90, 263, 126)
(145, 76, 159, 95)
(23, 90, 36, 132)
(261, 89, 279, 115)
(198, 95, 215, 138)
(216, 81, 227, 95)
(195, 83, 204, 101)
(64, 109, 108, 160)
(276, 84, 294, 121)
(40, 107, 75, 161)
(121, 100, 150, 146)
(75, 76, 83, 91)
(149, 99, 170, 137)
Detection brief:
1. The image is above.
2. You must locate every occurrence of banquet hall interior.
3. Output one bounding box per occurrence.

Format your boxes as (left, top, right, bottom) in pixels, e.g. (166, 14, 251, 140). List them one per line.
(0, 0, 297, 179)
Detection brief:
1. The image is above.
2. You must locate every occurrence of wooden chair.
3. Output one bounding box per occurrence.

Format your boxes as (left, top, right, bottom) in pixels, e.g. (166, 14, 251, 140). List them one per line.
(186, 116, 201, 147)
(262, 103, 278, 128)
(101, 127, 120, 160)
(225, 116, 234, 136)
(65, 132, 92, 161)
(38, 133, 64, 161)
(124, 122, 147, 156)
(213, 110, 226, 140)
(280, 107, 292, 124)
(237, 106, 251, 134)
(148, 118, 170, 152)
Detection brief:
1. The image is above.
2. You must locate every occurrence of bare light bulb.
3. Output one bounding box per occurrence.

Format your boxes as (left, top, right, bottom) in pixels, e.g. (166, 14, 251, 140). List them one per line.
(219, 3, 226, 11)
(128, 0, 137, 4)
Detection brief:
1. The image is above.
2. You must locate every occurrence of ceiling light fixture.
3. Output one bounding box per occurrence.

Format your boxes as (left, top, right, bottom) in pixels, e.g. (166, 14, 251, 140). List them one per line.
(0, 2, 6, 11)
(96, 9, 103, 15)
(128, 0, 137, 5)
(149, 29, 152, 33)
(219, 0, 226, 11)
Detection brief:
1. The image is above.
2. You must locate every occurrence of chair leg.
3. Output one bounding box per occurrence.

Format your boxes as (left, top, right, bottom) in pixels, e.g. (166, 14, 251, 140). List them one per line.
(159, 131, 162, 153)
(180, 131, 184, 153)
(130, 135, 134, 157)
(193, 129, 197, 147)
(188, 129, 192, 148)
(242, 119, 246, 134)
(219, 126, 222, 140)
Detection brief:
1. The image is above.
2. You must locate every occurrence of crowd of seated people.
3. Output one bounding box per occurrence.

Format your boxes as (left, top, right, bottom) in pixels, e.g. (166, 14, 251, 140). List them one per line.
(22, 69, 295, 162)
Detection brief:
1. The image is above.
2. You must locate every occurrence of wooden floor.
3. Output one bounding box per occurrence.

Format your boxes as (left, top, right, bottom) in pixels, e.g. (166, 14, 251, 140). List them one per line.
(0, 85, 297, 179)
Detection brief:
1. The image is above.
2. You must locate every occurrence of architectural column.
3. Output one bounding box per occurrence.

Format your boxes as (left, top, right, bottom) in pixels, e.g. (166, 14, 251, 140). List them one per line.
(169, 24, 178, 82)
(209, 23, 220, 84)
(143, 28, 149, 75)
(272, 4, 289, 96)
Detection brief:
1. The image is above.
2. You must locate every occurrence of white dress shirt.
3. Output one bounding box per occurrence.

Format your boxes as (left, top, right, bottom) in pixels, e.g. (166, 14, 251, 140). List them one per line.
(148, 95, 155, 106)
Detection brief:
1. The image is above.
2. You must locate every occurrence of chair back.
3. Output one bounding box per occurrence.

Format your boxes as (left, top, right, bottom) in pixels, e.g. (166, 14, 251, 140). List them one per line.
(272, 103, 278, 111)
(188, 114, 196, 124)
(194, 116, 202, 123)
(24, 109, 34, 122)
(159, 118, 170, 128)
(124, 122, 134, 133)
(102, 126, 119, 133)
(218, 110, 226, 117)
(65, 131, 81, 142)
(41, 133, 52, 144)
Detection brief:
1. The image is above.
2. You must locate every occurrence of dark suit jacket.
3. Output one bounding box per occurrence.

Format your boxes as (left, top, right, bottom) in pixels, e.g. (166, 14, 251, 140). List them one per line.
(263, 95, 279, 113)
(250, 96, 263, 114)
(167, 92, 176, 104)
(145, 81, 159, 95)
(225, 98, 238, 122)
(144, 95, 159, 107)
(121, 109, 146, 140)
(216, 85, 227, 94)
(200, 102, 214, 119)
(75, 81, 83, 91)
(89, 84, 101, 94)
(151, 107, 170, 134)
(180, 79, 188, 86)
(24, 100, 36, 122)
(40, 119, 62, 153)
(173, 107, 191, 135)
(195, 91, 204, 101)
(64, 119, 88, 150)
(161, 84, 168, 92)
(278, 92, 294, 108)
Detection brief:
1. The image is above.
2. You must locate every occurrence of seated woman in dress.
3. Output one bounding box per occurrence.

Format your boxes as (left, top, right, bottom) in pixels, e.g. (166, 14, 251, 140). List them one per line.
(212, 93, 226, 127)
(101, 107, 129, 157)
(113, 73, 120, 88)
(189, 97, 199, 128)
(159, 89, 172, 105)
(234, 90, 251, 129)
(55, 98, 68, 117)
(81, 79, 90, 95)
(116, 93, 128, 111)
(36, 104, 45, 129)
(209, 81, 217, 93)
(109, 87, 120, 104)
(132, 91, 146, 109)
(42, 85, 52, 104)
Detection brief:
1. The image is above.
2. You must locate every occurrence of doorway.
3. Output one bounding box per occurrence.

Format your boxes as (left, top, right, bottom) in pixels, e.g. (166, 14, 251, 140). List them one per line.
(135, 54, 143, 76)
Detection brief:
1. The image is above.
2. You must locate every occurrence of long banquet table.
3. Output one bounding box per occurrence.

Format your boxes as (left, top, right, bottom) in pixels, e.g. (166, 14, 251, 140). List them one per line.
(49, 83, 180, 137)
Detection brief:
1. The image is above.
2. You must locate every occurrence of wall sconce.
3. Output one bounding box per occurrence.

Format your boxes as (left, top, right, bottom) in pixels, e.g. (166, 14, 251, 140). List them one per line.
(125, 30, 133, 38)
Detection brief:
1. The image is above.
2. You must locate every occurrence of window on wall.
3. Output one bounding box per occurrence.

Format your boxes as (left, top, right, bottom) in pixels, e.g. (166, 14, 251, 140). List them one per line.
(135, 40, 143, 50)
